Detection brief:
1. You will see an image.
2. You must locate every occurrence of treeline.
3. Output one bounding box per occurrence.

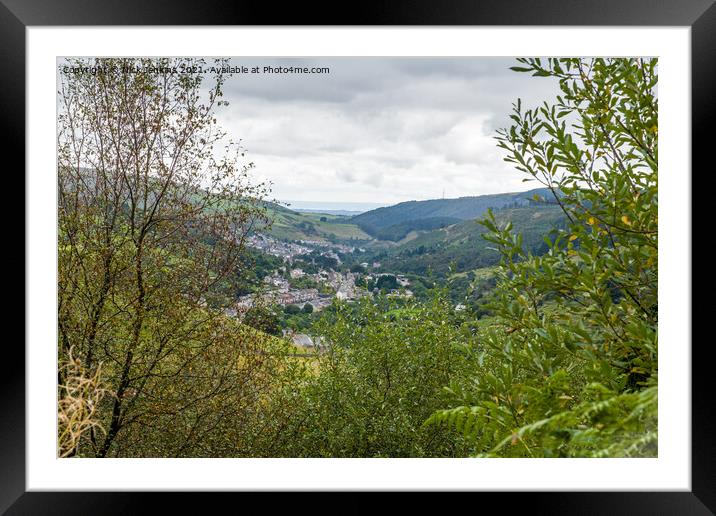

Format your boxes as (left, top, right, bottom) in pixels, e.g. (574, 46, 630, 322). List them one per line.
(370, 206, 565, 278)
(350, 187, 552, 233)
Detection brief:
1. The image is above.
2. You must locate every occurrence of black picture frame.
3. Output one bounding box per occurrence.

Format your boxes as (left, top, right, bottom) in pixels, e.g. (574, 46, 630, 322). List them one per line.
(4, 1, 713, 514)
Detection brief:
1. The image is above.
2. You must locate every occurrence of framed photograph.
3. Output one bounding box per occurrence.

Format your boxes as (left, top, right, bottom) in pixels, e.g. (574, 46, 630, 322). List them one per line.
(6, 0, 714, 513)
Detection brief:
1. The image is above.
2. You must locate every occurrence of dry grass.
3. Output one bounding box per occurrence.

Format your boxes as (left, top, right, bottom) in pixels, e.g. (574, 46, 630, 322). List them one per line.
(57, 348, 108, 458)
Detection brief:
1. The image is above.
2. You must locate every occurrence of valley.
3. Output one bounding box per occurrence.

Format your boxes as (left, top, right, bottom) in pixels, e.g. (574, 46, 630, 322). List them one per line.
(56, 56, 658, 460)
(233, 189, 566, 346)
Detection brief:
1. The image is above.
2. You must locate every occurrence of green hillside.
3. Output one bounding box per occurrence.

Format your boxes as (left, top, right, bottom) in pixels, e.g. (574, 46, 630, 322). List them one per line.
(370, 205, 565, 277)
(258, 202, 371, 242)
(351, 187, 554, 241)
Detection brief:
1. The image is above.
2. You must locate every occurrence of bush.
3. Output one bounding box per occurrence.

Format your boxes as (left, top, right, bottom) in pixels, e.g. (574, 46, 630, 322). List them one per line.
(427, 58, 658, 457)
(259, 295, 476, 457)
(284, 304, 301, 315)
(375, 274, 398, 291)
(244, 306, 282, 336)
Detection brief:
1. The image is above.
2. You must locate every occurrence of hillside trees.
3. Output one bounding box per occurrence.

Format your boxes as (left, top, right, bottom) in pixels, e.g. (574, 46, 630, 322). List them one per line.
(428, 58, 658, 457)
(57, 58, 284, 457)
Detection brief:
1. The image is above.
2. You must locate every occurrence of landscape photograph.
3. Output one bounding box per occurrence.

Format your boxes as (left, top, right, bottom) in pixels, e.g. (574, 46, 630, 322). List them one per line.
(57, 56, 658, 458)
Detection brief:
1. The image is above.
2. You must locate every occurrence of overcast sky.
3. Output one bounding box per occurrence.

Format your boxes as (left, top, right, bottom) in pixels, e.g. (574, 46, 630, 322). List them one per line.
(213, 57, 561, 208)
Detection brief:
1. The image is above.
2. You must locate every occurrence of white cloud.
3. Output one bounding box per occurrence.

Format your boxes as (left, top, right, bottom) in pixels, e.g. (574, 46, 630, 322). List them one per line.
(212, 57, 561, 204)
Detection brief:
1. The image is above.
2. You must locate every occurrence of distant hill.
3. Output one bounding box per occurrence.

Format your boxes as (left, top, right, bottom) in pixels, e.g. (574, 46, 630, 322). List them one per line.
(351, 187, 555, 241)
(369, 205, 566, 277)
(256, 201, 371, 243)
(293, 209, 363, 216)
(250, 188, 562, 247)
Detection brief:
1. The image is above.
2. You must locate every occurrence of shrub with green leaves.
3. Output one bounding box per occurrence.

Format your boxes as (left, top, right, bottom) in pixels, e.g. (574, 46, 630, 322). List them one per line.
(427, 58, 658, 458)
(259, 295, 477, 457)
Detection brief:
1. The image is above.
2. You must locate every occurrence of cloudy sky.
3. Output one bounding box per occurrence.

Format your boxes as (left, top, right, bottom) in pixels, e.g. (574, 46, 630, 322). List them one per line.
(214, 57, 561, 209)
